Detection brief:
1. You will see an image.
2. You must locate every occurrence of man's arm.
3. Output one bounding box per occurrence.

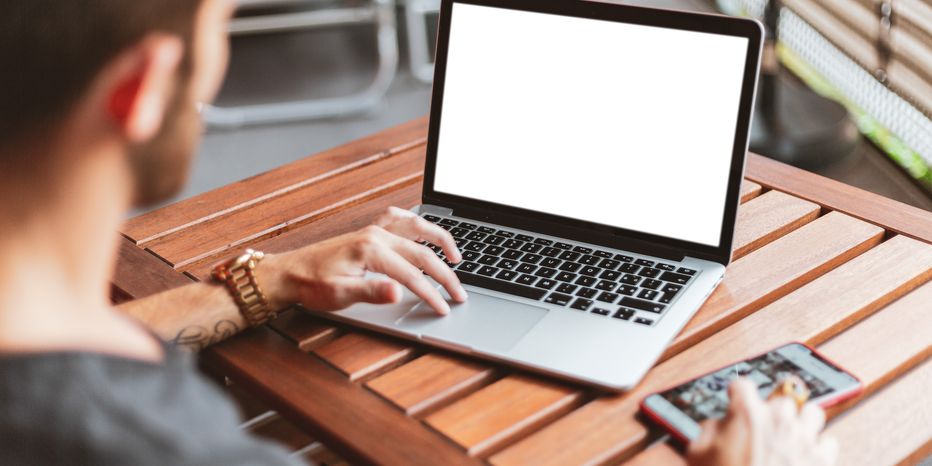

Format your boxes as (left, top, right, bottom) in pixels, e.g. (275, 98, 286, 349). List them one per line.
(117, 207, 466, 352)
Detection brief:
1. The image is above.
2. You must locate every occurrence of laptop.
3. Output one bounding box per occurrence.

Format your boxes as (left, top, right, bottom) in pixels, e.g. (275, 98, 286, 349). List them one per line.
(308, 0, 763, 391)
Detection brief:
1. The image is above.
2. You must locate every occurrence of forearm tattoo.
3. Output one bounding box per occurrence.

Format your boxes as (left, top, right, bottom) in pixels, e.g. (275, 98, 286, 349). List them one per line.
(169, 319, 241, 352)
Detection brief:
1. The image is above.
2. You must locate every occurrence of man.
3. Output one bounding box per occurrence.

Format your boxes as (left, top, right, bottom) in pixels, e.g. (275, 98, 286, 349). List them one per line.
(0, 0, 837, 464)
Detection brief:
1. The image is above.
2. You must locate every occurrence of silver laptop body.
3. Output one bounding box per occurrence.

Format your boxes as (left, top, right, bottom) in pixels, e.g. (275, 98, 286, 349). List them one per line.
(305, 0, 762, 391)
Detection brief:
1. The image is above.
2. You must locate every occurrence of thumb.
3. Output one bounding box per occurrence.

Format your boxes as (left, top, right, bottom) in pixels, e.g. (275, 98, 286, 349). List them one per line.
(331, 277, 402, 308)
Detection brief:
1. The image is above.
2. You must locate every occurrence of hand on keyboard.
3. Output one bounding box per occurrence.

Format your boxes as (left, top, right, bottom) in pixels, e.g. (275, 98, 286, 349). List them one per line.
(264, 207, 467, 315)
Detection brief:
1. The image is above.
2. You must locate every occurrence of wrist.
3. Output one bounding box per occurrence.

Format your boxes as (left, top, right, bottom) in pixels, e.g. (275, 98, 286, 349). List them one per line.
(257, 253, 299, 312)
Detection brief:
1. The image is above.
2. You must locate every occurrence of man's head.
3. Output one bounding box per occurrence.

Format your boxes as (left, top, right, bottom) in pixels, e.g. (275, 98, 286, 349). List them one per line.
(0, 0, 233, 207)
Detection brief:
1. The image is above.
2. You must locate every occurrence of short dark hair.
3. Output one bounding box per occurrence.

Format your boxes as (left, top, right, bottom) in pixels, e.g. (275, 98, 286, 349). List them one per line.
(0, 0, 202, 150)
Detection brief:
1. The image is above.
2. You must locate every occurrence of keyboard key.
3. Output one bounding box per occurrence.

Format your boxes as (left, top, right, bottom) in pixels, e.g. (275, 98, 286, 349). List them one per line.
(478, 226, 496, 234)
(554, 242, 573, 250)
(556, 283, 578, 293)
(591, 307, 611, 316)
(544, 293, 572, 306)
(580, 266, 601, 277)
(599, 270, 621, 281)
(438, 224, 452, 231)
(496, 270, 518, 281)
(659, 291, 677, 304)
(462, 251, 481, 261)
(677, 267, 697, 275)
(662, 283, 683, 293)
(618, 284, 638, 296)
(656, 263, 676, 271)
(503, 239, 524, 249)
(439, 218, 459, 226)
(642, 279, 662, 290)
(619, 296, 666, 313)
(483, 235, 505, 246)
(541, 247, 561, 257)
(576, 276, 597, 287)
(516, 274, 537, 285)
(534, 267, 557, 278)
(459, 222, 477, 230)
(571, 298, 593, 311)
(521, 254, 543, 264)
(615, 254, 634, 262)
(559, 251, 581, 261)
(516, 234, 534, 242)
(496, 230, 515, 238)
(478, 255, 499, 265)
(465, 241, 485, 252)
(613, 308, 634, 320)
(660, 271, 692, 285)
(594, 250, 613, 258)
(635, 259, 655, 267)
(541, 257, 561, 268)
(619, 263, 640, 273)
(456, 271, 546, 300)
(559, 262, 582, 272)
(573, 246, 593, 254)
(516, 263, 537, 274)
(459, 261, 479, 272)
(502, 250, 523, 260)
(498, 259, 518, 270)
(595, 280, 617, 291)
(634, 317, 654, 326)
(638, 267, 661, 278)
(450, 227, 469, 238)
(520, 243, 543, 253)
(423, 215, 441, 223)
(597, 292, 619, 303)
(555, 272, 577, 283)
(466, 231, 487, 241)
(620, 274, 642, 285)
(483, 245, 505, 256)
(598, 259, 620, 270)
(580, 255, 600, 265)
(535, 238, 554, 245)
(638, 289, 659, 300)
(536, 279, 557, 290)
(478, 266, 498, 276)
(455, 238, 469, 248)
(576, 287, 598, 298)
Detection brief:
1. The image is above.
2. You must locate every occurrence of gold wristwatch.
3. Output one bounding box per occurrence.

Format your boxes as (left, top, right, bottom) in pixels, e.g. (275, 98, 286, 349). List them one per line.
(211, 249, 277, 327)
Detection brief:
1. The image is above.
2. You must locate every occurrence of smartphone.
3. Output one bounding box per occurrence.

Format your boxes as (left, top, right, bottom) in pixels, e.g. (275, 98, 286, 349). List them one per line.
(640, 342, 862, 443)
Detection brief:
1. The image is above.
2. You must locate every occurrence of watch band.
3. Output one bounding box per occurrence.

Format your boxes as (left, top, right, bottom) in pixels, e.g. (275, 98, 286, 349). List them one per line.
(211, 249, 276, 327)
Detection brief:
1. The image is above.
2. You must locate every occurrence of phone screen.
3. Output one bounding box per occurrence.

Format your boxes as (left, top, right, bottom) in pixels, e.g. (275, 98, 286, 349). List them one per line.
(643, 343, 860, 441)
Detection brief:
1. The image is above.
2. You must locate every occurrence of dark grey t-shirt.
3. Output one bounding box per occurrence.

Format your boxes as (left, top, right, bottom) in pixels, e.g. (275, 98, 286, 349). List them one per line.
(0, 346, 303, 465)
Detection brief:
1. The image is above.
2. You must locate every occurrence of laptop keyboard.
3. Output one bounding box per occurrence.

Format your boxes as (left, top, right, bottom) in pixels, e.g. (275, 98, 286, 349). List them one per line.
(421, 214, 698, 327)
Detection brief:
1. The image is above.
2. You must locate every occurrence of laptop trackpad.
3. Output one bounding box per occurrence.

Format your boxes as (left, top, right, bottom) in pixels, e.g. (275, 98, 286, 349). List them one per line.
(395, 292, 548, 353)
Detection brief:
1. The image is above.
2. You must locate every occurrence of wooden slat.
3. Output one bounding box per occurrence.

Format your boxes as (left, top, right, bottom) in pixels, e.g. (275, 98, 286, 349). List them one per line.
(739, 180, 763, 203)
(825, 359, 932, 466)
(267, 308, 338, 352)
(203, 327, 484, 466)
(366, 354, 496, 416)
(145, 146, 425, 269)
(313, 333, 415, 382)
(731, 190, 820, 259)
(183, 179, 421, 279)
(747, 153, 932, 244)
(491, 235, 932, 466)
(624, 279, 932, 466)
(425, 376, 582, 457)
(124, 117, 428, 244)
(665, 211, 882, 359)
(111, 236, 193, 303)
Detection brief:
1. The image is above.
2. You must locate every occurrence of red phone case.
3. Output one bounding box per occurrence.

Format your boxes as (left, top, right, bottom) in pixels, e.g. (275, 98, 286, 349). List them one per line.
(639, 341, 863, 444)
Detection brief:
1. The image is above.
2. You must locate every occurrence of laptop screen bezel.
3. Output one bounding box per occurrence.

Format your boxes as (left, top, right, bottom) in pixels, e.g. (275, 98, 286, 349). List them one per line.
(422, 0, 763, 265)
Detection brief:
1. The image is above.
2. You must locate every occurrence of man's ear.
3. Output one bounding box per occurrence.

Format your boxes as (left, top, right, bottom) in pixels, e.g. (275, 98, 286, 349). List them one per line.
(107, 35, 184, 143)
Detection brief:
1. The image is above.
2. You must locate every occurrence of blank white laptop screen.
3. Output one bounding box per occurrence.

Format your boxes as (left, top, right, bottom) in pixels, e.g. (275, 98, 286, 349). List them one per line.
(433, 3, 750, 247)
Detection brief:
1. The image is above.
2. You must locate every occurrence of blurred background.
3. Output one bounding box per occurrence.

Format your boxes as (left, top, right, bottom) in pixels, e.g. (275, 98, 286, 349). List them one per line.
(144, 0, 932, 215)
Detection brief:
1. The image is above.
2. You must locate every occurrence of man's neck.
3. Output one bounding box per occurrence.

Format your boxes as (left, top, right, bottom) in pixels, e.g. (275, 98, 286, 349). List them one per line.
(0, 139, 163, 361)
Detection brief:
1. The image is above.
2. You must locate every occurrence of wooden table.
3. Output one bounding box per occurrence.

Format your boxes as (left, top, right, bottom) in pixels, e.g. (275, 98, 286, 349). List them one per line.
(114, 117, 932, 466)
